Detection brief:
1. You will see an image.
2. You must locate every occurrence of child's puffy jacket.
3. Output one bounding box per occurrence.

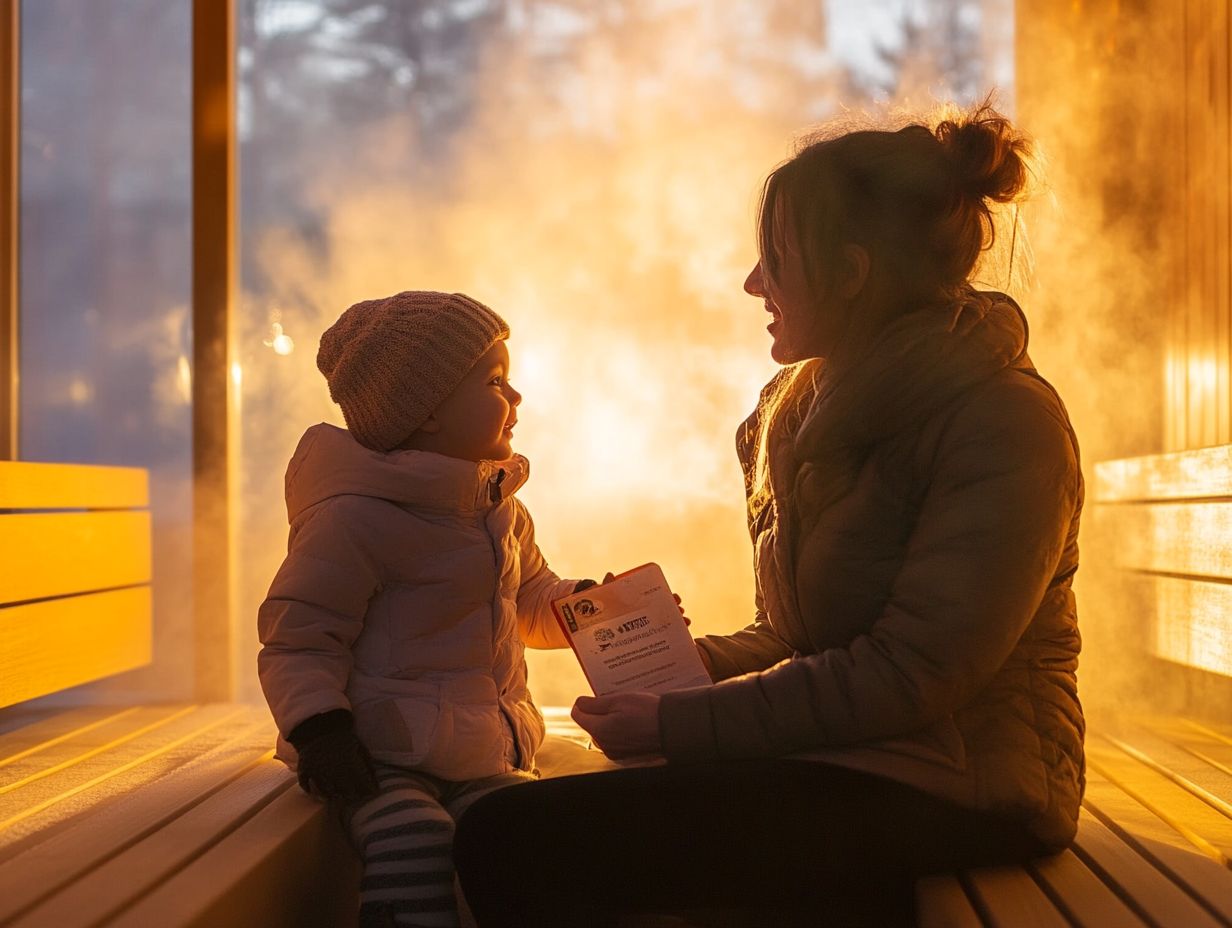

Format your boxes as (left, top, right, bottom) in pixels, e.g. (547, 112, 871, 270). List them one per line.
(258, 423, 574, 781)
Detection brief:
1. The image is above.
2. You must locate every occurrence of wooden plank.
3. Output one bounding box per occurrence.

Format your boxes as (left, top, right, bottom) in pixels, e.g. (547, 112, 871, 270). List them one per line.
(916, 874, 984, 928)
(10, 759, 296, 928)
(962, 867, 1070, 928)
(1207, 0, 1227, 446)
(1105, 501, 1232, 577)
(1190, 0, 1214, 447)
(0, 705, 247, 851)
(1071, 808, 1223, 927)
(1104, 718, 1232, 818)
(1146, 715, 1232, 773)
(0, 511, 151, 603)
(1104, 575, 1232, 678)
(0, 705, 138, 753)
(0, 587, 151, 707)
(0, 704, 189, 795)
(0, 714, 275, 923)
(106, 782, 359, 928)
(190, 0, 236, 703)
(1093, 446, 1232, 502)
(0, 461, 148, 510)
(1028, 848, 1148, 928)
(1088, 736, 1232, 865)
(1084, 769, 1232, 924)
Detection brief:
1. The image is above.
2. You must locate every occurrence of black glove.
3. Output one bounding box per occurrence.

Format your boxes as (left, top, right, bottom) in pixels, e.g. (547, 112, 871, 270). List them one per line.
(287, 708, 379, 801)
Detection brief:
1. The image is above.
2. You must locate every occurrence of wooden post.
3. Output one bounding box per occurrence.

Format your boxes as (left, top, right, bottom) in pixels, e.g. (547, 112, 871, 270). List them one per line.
(192, 0, 236, 701)
(0, 1, 17, 462)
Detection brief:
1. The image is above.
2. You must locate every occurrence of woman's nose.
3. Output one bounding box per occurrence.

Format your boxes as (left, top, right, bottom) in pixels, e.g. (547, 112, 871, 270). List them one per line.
(508, 384, 522, 406)
(744, 262, 765, 296)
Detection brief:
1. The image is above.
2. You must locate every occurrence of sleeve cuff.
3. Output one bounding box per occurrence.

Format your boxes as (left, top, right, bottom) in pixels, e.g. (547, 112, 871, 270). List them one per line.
(659, 684, 721, 763)
(286, 707, 354, 749)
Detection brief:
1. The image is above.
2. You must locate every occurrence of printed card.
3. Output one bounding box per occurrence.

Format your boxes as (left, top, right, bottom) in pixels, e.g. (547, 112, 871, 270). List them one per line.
(552, 563, 711, 696)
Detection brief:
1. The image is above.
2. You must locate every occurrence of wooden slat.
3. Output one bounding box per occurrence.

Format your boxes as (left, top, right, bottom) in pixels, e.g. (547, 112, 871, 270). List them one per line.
(962, 867, 1070, 928)
(1028, 848, 1148, 928)
(0, 510, 151, 603)
(0, 715, 274, 923)
(0, 706, 138, 753)
(0, 587, 152, 707)
(1142, 715, 1232, 774)
(10, 759, 295, 928)
(916, 874, 984, 928)
(106, 784, 359, 928)
(1093, 446, 1232, 502)
(1088, 736, 1232, 865)
(190, 0, 236, 704)
(1109, 575, 1232, 678)
(1207, 0, 1227, 446)
(1072, 808, 1223, 928)
(1103, 719, 1232, 820)
(0, 705, 247, 851)
(1105, 501, 1232, 577)
(1084, 769, 1232, 924)
(0, 462, 148, 510)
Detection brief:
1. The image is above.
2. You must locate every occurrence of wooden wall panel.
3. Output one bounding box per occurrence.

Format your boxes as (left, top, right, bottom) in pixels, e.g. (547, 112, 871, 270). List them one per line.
(0, 461, 152, 709)
(1148, 576, 1232, 678)
(1174, 0, 1232, 451)
(1106, 502, 1232, 577)
(1094, 449, 1232, 679)
(0, 511, 151, 604)
(0, 587, 152, 706)
(0, 461, 148, 510)
(1094, 444, 1232, 501)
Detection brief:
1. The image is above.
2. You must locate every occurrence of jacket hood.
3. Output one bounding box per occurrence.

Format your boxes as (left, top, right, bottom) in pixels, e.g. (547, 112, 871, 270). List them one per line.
(284, 423, 528, 521)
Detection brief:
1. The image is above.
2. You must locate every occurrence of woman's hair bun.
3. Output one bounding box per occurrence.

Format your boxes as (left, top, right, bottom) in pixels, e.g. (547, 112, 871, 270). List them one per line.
(934, 102, 1031, 204)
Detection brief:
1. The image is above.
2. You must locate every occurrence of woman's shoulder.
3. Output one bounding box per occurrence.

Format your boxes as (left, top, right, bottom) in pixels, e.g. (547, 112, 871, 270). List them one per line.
(928, 364, 1080, 472)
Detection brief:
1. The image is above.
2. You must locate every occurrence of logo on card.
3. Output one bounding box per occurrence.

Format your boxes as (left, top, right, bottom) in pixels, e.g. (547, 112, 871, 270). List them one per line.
(574, 598, 601, 617)
(561, 604, 579, 633)
(593, 627, 616, 651)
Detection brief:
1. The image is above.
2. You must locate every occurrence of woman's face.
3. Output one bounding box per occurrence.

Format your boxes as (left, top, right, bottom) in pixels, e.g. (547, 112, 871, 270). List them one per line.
(746, 197, 868, 364)
(745, 222, 852, 363)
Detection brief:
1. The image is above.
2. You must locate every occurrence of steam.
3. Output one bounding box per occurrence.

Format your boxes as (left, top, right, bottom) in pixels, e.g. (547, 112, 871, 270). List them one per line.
(236, 5, 1026, 708)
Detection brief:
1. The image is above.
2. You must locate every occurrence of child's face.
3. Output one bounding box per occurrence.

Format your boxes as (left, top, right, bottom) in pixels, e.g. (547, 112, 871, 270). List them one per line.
(418, 340, 521, 462)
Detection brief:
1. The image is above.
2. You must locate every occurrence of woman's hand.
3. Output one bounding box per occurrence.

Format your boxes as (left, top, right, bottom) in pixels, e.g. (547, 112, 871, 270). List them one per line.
(571, 691, 664, 760)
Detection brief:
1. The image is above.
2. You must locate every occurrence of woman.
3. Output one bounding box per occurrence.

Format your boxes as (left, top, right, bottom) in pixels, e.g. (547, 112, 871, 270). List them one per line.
(454, 102, 1084, 927)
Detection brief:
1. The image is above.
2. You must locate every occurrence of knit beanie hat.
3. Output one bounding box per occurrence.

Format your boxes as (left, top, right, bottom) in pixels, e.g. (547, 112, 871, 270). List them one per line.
(317, 290, 510, 452)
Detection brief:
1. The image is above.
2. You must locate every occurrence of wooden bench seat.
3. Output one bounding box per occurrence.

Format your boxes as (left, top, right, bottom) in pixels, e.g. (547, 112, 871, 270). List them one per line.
(0, 702, 358, 928)
(917, 712, 1232, 927)
(1, 705, 1231, 926)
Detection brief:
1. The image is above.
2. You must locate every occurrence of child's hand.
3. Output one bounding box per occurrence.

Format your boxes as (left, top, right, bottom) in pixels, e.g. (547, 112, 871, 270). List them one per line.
(287, 709, 379, 801)
(573, 572, 616, 594)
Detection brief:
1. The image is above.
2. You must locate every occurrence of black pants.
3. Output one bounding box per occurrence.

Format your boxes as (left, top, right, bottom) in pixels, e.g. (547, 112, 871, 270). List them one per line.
(453, 758, 1051, 927)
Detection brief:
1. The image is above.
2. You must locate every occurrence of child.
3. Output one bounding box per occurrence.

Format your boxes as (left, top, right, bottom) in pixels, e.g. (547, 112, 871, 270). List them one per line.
(257, 291, 586, 928)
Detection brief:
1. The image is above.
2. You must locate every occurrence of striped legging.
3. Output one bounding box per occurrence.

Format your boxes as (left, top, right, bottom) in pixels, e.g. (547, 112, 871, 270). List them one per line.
(343, 762, 535, 928)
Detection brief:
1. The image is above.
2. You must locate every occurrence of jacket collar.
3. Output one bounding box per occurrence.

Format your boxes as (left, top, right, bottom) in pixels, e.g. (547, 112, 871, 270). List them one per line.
(794, 289, 1030, 460)
(284, 423, 529, 520)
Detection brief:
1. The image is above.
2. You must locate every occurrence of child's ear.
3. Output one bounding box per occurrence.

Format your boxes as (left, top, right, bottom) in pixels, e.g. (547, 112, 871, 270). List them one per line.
(417, 414, 441, 434)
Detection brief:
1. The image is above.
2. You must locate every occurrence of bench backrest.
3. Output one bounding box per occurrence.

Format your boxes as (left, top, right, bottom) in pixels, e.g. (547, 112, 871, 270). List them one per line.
(0, 460, 152, 707)
(1094, 446, 1232, 678)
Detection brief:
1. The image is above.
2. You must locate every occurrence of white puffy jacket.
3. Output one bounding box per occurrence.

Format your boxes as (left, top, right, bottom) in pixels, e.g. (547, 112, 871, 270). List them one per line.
(258, 423, 574, 781)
